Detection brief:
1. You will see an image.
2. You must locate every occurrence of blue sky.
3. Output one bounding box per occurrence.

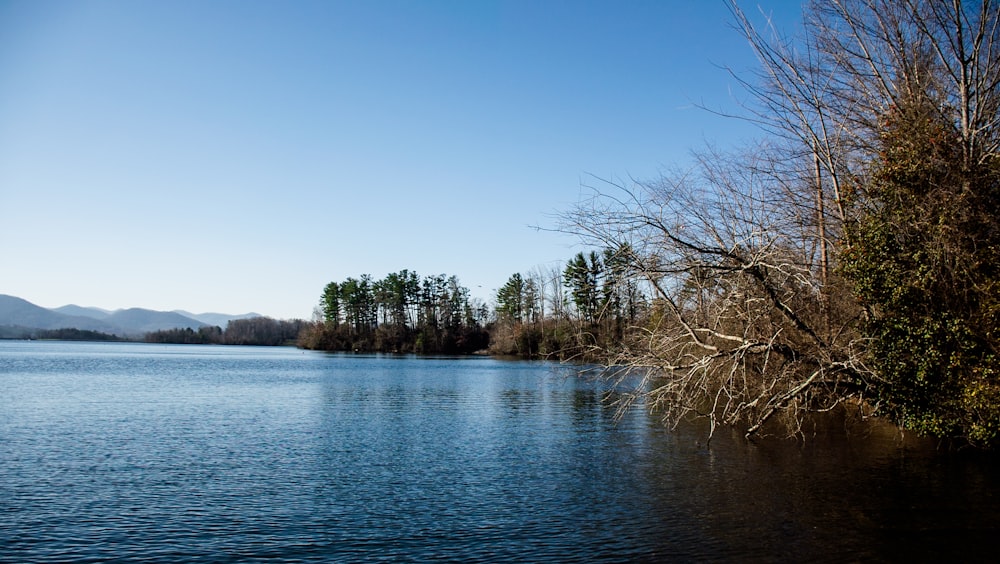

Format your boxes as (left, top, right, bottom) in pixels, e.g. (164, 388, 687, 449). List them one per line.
(0, 0, 801, 320)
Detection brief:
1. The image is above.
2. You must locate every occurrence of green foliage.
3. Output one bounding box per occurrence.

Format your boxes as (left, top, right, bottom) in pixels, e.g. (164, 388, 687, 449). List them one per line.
(564, 251, 602, 323)
(561, 246, 640, 329)
(320, 282, 340, 326)
(496, 273, 526, 322)
(303, 270, 489, 354)
(840, 93, 1000, 447)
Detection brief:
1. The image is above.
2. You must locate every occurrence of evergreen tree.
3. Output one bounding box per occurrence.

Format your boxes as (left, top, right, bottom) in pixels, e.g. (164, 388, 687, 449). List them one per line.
(564, 251, 603, 323)
(321, 282, 340, 327)
(496, 273, 526, 322)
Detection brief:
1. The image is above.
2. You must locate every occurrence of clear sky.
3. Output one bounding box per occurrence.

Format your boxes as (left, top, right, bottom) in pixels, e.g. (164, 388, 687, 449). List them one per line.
(0, 0, 801, 320)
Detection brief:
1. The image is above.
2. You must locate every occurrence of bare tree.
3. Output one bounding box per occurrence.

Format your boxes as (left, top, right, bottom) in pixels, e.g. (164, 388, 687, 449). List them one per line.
(530, 263, 567, 321)
(562, 146, 867, 440)
(561, 0, 1000, 442)
(728, 0, 1000, 223)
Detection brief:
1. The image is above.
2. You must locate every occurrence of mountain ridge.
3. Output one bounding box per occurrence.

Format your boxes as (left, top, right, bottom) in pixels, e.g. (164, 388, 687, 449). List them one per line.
(0, 294, 261, 337)
(172, 310, 263, 328)
(52, 304, 113, 319)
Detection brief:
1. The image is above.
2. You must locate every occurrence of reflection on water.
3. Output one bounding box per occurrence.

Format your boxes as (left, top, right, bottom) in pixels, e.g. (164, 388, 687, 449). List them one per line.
(0, 342, 997, 562)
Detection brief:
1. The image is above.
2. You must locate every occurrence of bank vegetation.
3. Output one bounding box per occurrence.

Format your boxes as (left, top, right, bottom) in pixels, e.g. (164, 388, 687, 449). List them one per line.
(544, 0, 1000, 448)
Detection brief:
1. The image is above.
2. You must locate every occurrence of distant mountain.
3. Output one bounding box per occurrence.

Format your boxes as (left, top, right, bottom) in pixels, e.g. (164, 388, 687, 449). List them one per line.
(52, 304, 112, 319)
(0, 294, 121, 334)
(0, 295, 259, 337)
(104, 308, 205, 334)
(172, 310, 262, 328)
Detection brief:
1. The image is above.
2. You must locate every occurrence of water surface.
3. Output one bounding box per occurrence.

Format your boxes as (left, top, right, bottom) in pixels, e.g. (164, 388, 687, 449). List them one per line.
(1, 341, 997, 562)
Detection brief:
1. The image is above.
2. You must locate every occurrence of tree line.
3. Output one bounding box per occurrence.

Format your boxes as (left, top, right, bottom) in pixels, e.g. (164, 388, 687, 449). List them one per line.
(299, 271, 489, 354)
(300, 256, 647, 359)
(145, 317, 309, 346)
(33, 328, 126, 342)
(488, 247, 643, 359)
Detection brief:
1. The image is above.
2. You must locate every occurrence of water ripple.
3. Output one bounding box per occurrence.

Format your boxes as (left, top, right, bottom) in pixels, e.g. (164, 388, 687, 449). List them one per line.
(2, 343, 999, 562)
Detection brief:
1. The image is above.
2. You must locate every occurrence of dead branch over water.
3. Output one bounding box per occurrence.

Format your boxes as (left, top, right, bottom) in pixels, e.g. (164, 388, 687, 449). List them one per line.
(560, 0, 1000, 445)
(561, 154, 868, 441)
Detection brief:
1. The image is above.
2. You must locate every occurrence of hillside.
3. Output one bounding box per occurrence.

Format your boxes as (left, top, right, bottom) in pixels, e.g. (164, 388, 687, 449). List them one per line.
(173, 310, 263, 328)
(52, 304, 112, 319)
(0, 295, 258, 337)
(0, 295, 121, 334)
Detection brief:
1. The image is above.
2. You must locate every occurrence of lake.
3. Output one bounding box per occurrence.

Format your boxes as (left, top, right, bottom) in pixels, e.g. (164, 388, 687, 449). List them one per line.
(1, 341, 997, 562)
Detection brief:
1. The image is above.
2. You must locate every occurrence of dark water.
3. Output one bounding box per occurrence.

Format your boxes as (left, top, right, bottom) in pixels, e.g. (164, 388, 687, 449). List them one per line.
(1, 342, 997, 562)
